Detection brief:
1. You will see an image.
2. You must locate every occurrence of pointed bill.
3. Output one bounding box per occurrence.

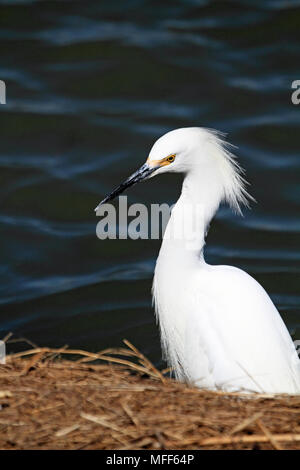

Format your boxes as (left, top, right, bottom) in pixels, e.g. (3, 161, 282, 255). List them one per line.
(94, 162, 157, 212)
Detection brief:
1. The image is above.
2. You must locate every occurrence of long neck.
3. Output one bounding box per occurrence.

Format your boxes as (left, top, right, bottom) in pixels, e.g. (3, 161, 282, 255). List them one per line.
(159, 168, 223, 267)
(152, 168, 223, 380)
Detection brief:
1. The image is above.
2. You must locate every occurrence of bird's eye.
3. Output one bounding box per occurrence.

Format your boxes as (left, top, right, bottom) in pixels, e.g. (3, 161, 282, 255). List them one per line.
(167, 155, 175, 163)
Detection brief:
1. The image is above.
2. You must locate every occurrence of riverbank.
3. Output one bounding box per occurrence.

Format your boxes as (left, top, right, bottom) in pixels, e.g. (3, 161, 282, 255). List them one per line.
(0, 342, 300, 450)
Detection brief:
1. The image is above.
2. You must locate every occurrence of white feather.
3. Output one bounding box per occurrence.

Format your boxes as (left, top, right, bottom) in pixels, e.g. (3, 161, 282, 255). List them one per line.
(151, 127, 300, 394)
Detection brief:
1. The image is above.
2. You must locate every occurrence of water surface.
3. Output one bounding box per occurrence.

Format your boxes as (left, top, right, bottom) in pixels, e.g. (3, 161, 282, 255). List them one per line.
(0, 0, 299, 365)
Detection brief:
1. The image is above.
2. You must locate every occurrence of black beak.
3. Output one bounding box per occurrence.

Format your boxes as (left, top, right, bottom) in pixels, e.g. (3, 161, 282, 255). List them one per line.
(95, 163, 157, 211)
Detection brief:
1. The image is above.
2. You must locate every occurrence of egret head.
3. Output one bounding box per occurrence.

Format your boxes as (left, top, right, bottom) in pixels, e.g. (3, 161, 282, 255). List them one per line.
(146, 127, 202, 175)
(95, 127, 251, 213)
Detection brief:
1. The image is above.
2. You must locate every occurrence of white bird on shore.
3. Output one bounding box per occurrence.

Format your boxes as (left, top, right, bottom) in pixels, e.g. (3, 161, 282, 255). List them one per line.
(96, 127, 300, 394)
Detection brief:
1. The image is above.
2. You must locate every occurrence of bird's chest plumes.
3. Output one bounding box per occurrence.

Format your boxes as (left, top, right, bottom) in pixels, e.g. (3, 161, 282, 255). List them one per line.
(153, 254, 191, 316)
(151, 189, 211, 378)
(152, 246, 198, 379)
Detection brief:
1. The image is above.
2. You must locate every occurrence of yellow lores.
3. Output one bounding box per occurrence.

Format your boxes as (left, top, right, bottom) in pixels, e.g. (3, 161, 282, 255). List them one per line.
(147, 154, 176, 168)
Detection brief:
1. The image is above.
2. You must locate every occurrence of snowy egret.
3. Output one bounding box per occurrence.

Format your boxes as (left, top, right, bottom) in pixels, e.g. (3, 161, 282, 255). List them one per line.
(95, 127, 300, 394)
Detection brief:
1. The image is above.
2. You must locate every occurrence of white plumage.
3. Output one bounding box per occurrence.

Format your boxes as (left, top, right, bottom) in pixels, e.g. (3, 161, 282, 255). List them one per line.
(97, 127, 300, 394)
(150, 128, 300, 394)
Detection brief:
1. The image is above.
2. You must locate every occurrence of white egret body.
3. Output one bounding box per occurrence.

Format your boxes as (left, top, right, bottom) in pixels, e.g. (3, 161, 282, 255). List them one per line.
(97, 127, 300, 394)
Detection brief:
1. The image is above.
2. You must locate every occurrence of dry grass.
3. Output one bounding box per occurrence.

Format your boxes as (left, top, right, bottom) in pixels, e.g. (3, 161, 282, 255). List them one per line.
(0, 340, 300, 450)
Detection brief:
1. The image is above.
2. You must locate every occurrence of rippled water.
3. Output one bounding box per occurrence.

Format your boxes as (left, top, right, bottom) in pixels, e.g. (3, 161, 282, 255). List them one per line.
(0, 0, 299, 364)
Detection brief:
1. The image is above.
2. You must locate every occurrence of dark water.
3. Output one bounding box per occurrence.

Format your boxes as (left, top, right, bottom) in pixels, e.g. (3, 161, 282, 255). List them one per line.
(0, 0, 299, 365)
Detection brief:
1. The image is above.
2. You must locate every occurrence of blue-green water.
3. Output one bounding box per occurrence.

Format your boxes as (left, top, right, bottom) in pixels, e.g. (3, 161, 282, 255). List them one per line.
(0, 0, 299, 365)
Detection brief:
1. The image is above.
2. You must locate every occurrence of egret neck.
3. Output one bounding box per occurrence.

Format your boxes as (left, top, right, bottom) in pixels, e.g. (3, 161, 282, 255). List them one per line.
(157, 146, 229, 271)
